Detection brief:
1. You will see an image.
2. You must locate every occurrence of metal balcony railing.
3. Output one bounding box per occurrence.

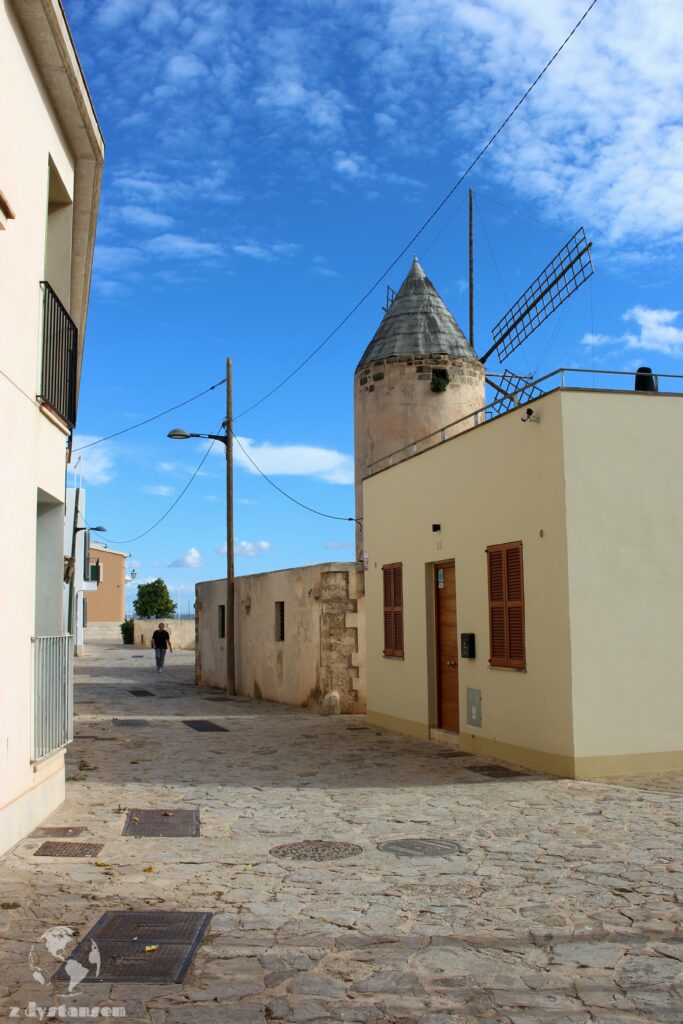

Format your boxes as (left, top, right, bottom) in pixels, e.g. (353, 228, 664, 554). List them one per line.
(39, 281, 78, 429)
(32, 634, 73, 761)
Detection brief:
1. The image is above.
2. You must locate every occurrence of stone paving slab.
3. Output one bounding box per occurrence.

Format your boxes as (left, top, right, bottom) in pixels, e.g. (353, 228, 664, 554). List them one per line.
(0, 642, 681, 1023)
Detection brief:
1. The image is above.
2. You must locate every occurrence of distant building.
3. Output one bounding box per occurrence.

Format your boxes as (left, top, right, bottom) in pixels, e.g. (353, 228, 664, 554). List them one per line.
(63, 488, 99, 656)
(85, 543, 129, 624)
(0, 0, 103, 854)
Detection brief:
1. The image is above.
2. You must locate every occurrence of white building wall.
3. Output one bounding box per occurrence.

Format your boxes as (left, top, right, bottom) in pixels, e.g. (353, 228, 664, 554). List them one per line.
(0, 1, 102, 855)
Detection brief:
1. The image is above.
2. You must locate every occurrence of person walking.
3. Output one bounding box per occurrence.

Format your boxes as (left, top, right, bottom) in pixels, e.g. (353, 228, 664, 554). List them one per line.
(151, 622, 172, 672)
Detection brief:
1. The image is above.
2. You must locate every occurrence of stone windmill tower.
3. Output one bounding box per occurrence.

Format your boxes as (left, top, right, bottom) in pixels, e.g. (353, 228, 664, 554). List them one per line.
(354, 256, 485, 558)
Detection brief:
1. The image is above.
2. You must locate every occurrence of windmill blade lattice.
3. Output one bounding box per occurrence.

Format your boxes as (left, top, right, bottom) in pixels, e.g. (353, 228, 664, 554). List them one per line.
(486, 371, 546, 418)
(481, 227, 593, 365)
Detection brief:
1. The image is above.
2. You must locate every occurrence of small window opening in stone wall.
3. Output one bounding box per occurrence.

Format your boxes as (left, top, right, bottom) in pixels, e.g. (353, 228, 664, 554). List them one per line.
(431, 368, 450, 393)
(218, 604, 226, 638)
(275, 601, 285, 642)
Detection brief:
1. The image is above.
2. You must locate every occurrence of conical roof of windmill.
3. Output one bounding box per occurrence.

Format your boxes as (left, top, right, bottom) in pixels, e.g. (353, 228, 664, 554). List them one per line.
(357, 256, 474, 369)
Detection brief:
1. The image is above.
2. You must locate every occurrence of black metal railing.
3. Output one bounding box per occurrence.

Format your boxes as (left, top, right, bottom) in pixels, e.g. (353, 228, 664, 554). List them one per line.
(39, 281, 78, 429)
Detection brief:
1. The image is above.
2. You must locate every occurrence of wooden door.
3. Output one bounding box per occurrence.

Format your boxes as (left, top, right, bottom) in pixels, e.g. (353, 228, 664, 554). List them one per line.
(435, 561, 459, 732)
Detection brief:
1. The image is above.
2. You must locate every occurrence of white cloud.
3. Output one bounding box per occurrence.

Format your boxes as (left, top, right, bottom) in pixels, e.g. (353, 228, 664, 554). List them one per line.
(69, 437, 115, 486)
(231, 437, 354, 485)
(375, 0, 683, 248)
(169, 546, 202, 568)
(167, 54, 208, 83)
(580, 306, 683, 355)
(142, 485, 175, 496)
(145, 234, 223, 259)
(216, 539, 272, 558)
(94, 244, 143, 274)
(232, 241, 300, 262)
(121, 205, 173, 230)
(157, 461, 177, 472)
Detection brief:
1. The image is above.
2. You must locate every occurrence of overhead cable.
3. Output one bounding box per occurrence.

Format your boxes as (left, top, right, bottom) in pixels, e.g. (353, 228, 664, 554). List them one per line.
(72, 377, 226, 451)
(232, 432, 358, 524)
(101, 432, 221, 545)
(232, 0, 600, 422)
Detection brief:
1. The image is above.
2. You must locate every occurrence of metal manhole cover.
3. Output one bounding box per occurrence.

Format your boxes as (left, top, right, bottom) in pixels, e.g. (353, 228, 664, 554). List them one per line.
(123, 809, 200, 837)
(34, 841, 103, 858)
(31, 826, 85, 838)
(183, 720, 228, 732)
(129, 689, 155, 697)
(437, 750, 472, 758)
(132, 655, 145, 658)
(467, 764, 527, 779)
(113, 719, 150, 727)
(52, 911, 211, 984)
(270, 839, 362, 861)
(377, 838, 461, 857)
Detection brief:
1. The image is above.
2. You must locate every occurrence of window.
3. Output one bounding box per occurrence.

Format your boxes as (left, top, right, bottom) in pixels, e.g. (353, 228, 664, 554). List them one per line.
(275, 601, 285, 642)
(218, 604, 226, 639)
(382, 563, 404, 658)
(486, 542, 525, 669)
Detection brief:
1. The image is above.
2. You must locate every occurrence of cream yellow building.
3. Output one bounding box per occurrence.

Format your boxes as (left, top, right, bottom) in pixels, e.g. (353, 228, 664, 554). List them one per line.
(364, 387, 683, 779)
(86, 543, 128, 624)
(0, 0, 103, 854)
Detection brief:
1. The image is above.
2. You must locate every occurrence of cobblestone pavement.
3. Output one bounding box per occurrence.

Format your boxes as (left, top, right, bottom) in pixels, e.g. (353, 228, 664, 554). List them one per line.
(1, 642, 682, 1023)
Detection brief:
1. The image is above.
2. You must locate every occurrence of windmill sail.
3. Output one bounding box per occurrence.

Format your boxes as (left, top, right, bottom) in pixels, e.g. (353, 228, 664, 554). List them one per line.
(481, 227, 593, 365)
(486, 371, 546, 418)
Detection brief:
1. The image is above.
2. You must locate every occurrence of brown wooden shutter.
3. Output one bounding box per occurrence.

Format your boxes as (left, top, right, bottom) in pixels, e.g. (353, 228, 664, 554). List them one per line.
(487, 547, 507, 665)
(487, 542, 525, 669)
(382, 563, 404, 657)
(505, 544, 525, 668)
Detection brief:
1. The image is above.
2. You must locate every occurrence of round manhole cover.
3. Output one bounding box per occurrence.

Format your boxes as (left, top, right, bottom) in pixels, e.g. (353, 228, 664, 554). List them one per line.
(377, 838, 461, 857)
(270, 839, 362, 861)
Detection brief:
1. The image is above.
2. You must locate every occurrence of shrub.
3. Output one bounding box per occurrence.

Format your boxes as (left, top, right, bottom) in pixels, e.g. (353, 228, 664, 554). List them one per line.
(120, 619, 134, 645)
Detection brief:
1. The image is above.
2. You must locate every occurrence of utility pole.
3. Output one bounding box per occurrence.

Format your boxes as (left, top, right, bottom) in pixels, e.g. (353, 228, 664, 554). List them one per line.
(469, 187, 475, 350)
(225, 357, 236, 696)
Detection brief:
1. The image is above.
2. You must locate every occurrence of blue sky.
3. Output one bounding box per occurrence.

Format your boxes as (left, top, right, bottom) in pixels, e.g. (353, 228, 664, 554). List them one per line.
(63, 0, 683, 613)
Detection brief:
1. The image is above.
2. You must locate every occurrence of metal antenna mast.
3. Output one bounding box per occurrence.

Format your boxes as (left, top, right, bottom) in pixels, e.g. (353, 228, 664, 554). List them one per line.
(469, 188, 475, 350)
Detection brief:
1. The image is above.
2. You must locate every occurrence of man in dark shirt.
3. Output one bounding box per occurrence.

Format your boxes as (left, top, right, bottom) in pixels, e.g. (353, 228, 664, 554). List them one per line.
(151, 623, 172, 672)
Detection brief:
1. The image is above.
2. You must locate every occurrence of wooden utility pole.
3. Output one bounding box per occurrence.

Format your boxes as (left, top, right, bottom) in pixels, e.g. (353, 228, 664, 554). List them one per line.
(225, 357, 236, 696)
(468, 188, 475, 350)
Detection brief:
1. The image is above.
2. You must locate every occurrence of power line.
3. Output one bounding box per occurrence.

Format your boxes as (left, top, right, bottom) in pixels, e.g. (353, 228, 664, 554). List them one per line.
(101, 432, 221, 545)
(233, 0, 600, 422)
(232, 432, 358, 524)
(73, 377, 226, 451)
(476, 192, 570, 237)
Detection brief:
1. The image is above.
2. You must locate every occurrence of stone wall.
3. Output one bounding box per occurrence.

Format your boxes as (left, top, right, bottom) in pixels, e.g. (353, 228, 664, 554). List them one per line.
(196, 563, 365, 712)
(133, 618, 195, 650)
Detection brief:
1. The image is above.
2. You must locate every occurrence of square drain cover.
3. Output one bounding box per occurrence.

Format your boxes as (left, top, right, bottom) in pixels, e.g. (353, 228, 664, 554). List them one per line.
(34, 841, 103, 858)
(113, 719, 150, 727)
(123, 809, 200, 837)
(183, 720, 228, 732)
(467, 764, 526, 779)
(31, 826, 86, 838)
(129, 689, 155, 697)
(53, 910, 212, 984)
(438, 750, 472, 758)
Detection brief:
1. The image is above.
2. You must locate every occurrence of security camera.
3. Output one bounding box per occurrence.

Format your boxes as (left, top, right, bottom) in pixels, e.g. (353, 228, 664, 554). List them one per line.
(521, 407, 540, 423)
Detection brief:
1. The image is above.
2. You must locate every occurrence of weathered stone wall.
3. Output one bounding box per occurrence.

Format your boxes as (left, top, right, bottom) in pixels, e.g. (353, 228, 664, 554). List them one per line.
(354, 353, 485, 558)
(133, 618, 195, 650)
(195, 563, 366, 712)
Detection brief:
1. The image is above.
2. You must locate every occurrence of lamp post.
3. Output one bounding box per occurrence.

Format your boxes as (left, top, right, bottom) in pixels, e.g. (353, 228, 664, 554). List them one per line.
(68, 511, 106, 637)
(168, 357, 235, 696)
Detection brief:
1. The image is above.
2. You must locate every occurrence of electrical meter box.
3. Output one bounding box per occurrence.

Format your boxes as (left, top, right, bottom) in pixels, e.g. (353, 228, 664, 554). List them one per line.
(460, 633, 476, 659)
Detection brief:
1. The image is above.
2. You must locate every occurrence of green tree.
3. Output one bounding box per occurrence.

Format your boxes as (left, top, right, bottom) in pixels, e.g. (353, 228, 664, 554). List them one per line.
(133, 578, 176, 619)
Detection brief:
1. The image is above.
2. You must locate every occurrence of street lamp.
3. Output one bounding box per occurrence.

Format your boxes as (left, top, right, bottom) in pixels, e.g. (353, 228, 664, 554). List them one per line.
(167, 357, 235, 696)
(75, 525, 107, 533)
